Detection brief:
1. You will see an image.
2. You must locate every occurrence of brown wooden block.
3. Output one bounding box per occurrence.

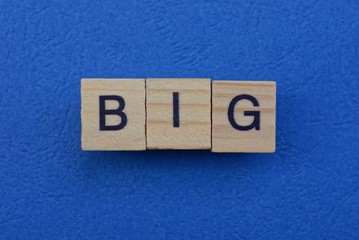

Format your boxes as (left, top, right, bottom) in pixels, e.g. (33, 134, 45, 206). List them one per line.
(212, 81, 276, 153)
(146, 78, 211, 149)
(81, 78, 146, 150)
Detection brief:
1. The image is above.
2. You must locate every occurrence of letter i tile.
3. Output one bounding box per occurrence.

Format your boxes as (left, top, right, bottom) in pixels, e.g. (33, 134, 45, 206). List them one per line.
(146, 78, 211, 149)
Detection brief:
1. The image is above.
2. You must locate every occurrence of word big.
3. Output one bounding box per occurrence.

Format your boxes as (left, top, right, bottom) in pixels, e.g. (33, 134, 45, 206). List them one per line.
(81, 78, 276, 152)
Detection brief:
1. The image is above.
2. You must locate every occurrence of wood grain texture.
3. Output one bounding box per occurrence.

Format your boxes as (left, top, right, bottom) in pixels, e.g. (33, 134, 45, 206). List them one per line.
(81, 78, 146, 150)
(146, 78, 211, 149)
(211, 81, 276, 152)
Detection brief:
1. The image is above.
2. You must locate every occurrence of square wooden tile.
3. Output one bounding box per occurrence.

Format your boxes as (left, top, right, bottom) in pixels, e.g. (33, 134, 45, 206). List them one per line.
(146, 78, 211, 149)
(81, 78, 146, 150)
(212, 81, 276, 152)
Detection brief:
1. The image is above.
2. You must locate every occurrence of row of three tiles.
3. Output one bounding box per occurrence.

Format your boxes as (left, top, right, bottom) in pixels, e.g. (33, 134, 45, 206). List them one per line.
(81, 78, 276, 152)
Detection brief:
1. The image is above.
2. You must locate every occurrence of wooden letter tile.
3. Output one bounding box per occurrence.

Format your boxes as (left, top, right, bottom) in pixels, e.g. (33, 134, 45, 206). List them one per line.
(146, 78, 211, 149)
(81, 78, 146, 150)
(212, 81, 276, 152)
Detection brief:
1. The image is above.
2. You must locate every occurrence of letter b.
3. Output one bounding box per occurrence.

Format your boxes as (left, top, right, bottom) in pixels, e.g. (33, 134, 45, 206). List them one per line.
(99, 95, 127, 131)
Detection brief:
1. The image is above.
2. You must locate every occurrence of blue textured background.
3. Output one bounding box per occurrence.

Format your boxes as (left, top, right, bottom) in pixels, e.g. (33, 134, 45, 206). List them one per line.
(1, 1, 358, 239)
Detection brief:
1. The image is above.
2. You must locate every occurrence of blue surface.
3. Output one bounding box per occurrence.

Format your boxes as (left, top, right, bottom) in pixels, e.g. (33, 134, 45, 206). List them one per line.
(1, 1, 358, 239)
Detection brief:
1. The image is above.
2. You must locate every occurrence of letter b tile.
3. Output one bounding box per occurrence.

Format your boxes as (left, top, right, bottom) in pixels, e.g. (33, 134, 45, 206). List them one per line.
(81, 79, 146, 150)
(146, 78, 211, 149)
(211, 81, 276, 152)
